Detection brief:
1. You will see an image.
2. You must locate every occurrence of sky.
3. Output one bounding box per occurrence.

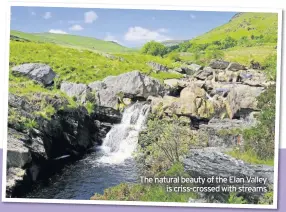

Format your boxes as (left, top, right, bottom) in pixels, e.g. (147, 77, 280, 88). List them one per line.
(10, 6, 237, 47)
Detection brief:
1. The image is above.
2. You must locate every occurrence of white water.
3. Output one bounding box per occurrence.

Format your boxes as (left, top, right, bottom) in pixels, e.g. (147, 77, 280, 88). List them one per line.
(98, 102, 150, 164)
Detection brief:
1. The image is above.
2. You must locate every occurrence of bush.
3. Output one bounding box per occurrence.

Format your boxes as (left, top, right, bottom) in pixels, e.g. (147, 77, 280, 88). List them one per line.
(166, 52, 181, 62)
(205, 46, 224, 59)
(221, 36, 237, 49)
(141, 41, 168, 57)
(243, 85, 276, 160)
(137, 115, 197, 175)
(261, 54, 277, 80)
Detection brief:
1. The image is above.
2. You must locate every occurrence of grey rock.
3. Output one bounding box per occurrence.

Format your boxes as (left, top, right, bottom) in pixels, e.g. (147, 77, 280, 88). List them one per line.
(225, 84, 264, 118)
(227, 62, 247, 71)
(12, 63, 56, 86)
(184, 148, 274, 200)
(89, 71, 165, 109)
(198, 118, 255, 148)
(195, 67, 213, 80)
(7, 128, 32, 168)
(60, 81, 91, 103)
(6, 167, 26, 198)
(209, 60, 230, 70)
(147, 61, 169, 72)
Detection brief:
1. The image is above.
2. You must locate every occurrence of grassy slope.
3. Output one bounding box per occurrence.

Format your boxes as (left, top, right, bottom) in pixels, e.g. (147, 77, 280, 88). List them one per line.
(10, 30, 134, 53)
(179, 13, 278, 65)
(10, 41, 181, 85)
(192, 12, 278, 43)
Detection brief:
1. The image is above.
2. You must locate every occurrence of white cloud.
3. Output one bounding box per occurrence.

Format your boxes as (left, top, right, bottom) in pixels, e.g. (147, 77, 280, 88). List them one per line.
(31, 12, 36, 16)
(43, 12, 52, 19)
(49, 29, 68, 34)
(124, 26, 171, 42)
(84, 11, 98, 23)
(104, 33, 118, 43)
(69, 24, 84, 31)
(190, 14, 196, 19)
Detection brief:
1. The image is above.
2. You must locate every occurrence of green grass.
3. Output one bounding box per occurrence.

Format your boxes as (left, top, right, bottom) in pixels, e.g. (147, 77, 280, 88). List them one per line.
(11, 30, 134, 53)
(8, 40, 182, 121)
(192, 13, 278, 44)
(227, 149, 274, 166)
(179, 44, 276, 66)
(10, 41, 182, 84)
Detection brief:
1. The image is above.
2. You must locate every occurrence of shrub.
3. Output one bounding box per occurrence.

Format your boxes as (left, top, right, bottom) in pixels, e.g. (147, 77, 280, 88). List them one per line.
(221, 36, 237, 49)
(137, 115, 197, 174)
(166, 52, 181, 62)
(261, 54, 277, 80)
(243, 85, 276, 160)
(141, 41, 168, 57)
(205, 46, 224, 60)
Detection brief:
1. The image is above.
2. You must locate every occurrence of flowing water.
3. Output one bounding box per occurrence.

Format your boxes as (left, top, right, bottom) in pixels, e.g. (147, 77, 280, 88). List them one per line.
(24, 102, 150, 200)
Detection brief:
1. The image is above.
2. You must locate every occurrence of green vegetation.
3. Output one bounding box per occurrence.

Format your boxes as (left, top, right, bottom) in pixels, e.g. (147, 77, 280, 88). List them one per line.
(11, 30, 133, 53)
(10, 41, 182, 84)
(165, 13, 278, 66)
(141, 41, 168, 57)
(227, 149, 274, 166)
(91, 162, 198, 202)
(192, 13, 278, 44)
(242, 84, 276, 161)
(137, 114, 197, 175)
(91, 182, 196, 202)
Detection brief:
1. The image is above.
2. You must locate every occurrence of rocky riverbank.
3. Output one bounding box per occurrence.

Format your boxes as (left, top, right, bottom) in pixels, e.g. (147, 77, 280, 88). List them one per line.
(6, 59, 275, 202)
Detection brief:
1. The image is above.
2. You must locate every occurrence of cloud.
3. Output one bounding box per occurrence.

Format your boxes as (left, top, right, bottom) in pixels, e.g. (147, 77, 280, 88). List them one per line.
(49, 29, 67, 34)
(69, 24, 84, 31)
(124, 26, 171, 42)
(43, 12, 52, 19)
(84, 11, 98, 23)
(31, 11, 36, 16)
(190, 14, 196, 19)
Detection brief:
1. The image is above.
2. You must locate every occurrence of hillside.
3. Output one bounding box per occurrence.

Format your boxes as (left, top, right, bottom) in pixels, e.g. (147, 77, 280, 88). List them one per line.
(10, 30, 133, 53)
(191, 12, 278, 44)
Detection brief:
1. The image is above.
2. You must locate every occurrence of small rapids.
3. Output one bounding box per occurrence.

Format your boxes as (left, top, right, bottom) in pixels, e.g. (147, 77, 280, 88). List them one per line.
(23, 102, 150, 199)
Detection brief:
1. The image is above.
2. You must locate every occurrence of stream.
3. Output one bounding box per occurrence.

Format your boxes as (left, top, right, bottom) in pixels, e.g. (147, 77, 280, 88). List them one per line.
(23, 102, 150, 200)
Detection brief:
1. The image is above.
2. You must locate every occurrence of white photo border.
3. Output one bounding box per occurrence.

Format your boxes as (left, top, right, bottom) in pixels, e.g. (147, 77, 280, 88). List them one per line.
(1, 1, 283, 210)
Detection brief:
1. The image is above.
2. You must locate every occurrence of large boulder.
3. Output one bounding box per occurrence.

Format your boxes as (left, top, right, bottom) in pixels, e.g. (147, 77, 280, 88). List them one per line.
(198, 118, 256, 148)
(227, 62, 247, 71)
(239, 69, 271, 87)
(12, 63, 56, 86)
(183, 64, 202, 75)
(183, 147, 274, 202)
(149, 83, 219, 119)
(60, 82, 91, 104)
(195, 67, 214, 80)
(7, 128, 32, 168)
(209, 60, 230, 70)
(88, 71, 165, 109)
(225, 84, 264, 119)
(147, 62, 168, 72)
(38, 106, 99, 159)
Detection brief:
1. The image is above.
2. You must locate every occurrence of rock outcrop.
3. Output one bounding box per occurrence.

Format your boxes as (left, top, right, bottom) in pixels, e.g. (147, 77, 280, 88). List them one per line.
(147, 61, 169, 72)
(12, 63, 56, 86)
(88, 71, 166, 109)
(184, 147, 274, 202)
(152, 60, 272, 123)
(6, 92, 122, 197)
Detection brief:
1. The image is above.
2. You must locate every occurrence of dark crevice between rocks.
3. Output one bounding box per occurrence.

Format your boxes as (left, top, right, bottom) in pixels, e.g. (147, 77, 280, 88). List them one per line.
(190, 116, 210, 129)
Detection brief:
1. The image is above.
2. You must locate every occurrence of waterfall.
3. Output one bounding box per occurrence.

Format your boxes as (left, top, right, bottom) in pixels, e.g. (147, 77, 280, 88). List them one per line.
(98, 102, 150, 164)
